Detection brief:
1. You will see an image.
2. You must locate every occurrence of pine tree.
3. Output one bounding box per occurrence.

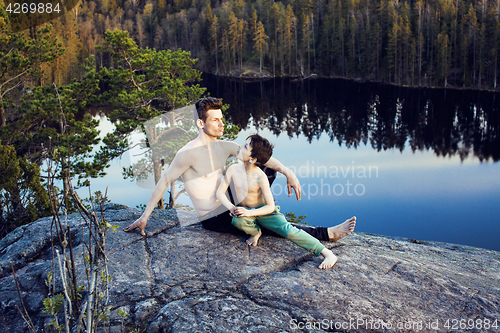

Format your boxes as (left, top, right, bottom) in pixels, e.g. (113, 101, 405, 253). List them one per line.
(0, 142, 50, 238)
(487, 7, 500, 88)
(0, 20, 64, 128)
(284, 5, 296, 74)
(478, 22, 486, 88)
(436, 31, 451, 87)
(253, 21, 269, 73)
(401, 15, 412, 85)
(465, 4, 478, 84)
(237, 19, 247, 70)
(96, 30, 205, 207)
(374, 23, 382, 81)
(300, 13, 311, 76)
(270, 2, 280, 75)
(228, 11, 239, 69)
(387, 18, 400, 84)
(209, 14, 219, 74)
(249, 10, 258, 42)
(347, 14, 357, 76)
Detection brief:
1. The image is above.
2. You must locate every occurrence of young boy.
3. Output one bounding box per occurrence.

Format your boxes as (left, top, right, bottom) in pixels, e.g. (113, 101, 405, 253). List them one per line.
(216, 134, 338, 269)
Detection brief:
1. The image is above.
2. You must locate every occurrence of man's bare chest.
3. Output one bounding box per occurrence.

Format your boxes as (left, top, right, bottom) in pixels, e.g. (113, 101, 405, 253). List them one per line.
(182, 144, 228, 181)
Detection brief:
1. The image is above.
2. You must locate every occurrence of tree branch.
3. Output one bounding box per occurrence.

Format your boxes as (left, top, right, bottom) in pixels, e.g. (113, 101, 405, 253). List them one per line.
(121, 50, 142, 92)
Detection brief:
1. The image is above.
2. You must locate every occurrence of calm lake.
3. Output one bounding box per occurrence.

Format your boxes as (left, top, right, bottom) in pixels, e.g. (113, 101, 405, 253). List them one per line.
(84, 74, 500, 252)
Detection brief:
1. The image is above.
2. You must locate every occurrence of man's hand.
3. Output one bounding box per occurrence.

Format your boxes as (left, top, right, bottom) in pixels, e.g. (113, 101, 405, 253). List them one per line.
(123, 216, 147, 236)
(229, 206, 238, 217)
(286, 172, 302, 201)
(232, 207, 252, 217)
(264, 156, 301, 200)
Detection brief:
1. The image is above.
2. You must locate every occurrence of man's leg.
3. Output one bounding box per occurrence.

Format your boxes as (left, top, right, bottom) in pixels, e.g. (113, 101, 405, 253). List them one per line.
(201, 212, 245, 235)
(282, 217, 356, 242)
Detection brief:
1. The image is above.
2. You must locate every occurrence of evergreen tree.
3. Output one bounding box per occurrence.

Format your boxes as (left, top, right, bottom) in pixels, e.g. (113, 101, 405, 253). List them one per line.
(0, 18, 64, 127)
(284, 5, 296, 74)
(0, 142, 50, 238)
(270, 2, 280, 75)
(436, 31, 451, 86)
(209, 14, 220, 74)
(1, 55, 103, 233)
(387, 18, 400, 84)
(228, 11, 239, 68)
(347, 14, 357, 76)
(465, 4, 478, 84)
(96, 30, 205, 208)
(253, 21, 269, 73)
(237, 18, 248, 70)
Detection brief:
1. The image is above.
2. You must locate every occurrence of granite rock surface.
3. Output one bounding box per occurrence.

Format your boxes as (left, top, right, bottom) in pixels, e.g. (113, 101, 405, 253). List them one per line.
(0, 204, 499, 332)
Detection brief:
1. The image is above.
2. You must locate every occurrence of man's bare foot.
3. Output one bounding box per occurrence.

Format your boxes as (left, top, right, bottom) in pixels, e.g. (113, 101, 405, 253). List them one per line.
(328, 216, 356, 242)
(246, 230, 262, 246)
(319, 248, 337, 269)
(123, 216, 147, 236)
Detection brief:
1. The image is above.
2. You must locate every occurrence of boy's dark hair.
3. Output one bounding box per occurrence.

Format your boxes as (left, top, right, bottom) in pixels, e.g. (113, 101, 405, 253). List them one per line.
(195, 97, 222, 122)
(248, 134, 274, 166)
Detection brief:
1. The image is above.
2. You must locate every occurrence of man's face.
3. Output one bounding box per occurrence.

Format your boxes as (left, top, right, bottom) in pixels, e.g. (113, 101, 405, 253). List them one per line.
(201, 109, 224, 137)
(236, 138, 253, 162)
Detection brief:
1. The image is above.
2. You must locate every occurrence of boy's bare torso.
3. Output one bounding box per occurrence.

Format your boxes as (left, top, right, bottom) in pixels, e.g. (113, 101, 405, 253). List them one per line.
(230, 163, 266, 208)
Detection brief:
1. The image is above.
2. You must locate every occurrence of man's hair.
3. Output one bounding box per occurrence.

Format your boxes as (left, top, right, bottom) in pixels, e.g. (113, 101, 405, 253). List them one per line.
(248, 134, 274, 166)
(195, 97, 222, 122)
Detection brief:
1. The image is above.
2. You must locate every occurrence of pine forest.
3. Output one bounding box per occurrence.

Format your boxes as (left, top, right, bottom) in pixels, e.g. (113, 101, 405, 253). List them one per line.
(4, 0, 500, 89)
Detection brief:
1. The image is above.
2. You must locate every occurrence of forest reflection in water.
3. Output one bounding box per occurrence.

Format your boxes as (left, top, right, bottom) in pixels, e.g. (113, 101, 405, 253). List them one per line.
(199, 74, 500, 251)
(203, 74, 500, 162)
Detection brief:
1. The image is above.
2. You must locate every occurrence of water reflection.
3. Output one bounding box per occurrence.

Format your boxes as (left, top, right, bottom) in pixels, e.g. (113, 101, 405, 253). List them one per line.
(202, 74, 500, 162)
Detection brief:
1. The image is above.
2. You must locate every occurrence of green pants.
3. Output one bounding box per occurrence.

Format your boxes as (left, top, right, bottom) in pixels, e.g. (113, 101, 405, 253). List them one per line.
(231, 205, 325, 256)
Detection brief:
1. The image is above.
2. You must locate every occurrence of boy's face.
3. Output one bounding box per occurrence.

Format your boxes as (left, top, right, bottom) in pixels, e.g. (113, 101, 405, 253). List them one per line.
(237, 138, 253, 162)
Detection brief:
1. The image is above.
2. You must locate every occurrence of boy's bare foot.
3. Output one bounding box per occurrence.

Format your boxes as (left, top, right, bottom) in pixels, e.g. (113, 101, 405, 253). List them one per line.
(319, 248, 338, 269)
(328, 216, 356, 242)
(246, 230, 262, 246)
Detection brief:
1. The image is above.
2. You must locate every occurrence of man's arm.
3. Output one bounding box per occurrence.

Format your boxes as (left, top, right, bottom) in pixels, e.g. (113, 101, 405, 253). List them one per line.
(123, 150, 191, 235)
(264, 156, 302, 201)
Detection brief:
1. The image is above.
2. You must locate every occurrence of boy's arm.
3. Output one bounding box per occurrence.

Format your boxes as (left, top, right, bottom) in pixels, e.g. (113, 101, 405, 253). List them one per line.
(216, 166, 237, 214)
(234, 174, 275, 217)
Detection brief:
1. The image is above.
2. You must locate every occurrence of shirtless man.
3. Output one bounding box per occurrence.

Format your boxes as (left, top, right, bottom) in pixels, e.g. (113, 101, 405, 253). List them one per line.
(124, 97, 356, 241)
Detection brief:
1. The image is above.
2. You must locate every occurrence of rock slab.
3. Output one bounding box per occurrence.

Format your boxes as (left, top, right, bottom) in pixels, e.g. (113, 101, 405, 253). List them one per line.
(0, 204, 499, 332)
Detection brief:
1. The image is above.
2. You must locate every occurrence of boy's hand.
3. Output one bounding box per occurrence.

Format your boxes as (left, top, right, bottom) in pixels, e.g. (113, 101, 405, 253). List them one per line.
(232, 207, 252, 217)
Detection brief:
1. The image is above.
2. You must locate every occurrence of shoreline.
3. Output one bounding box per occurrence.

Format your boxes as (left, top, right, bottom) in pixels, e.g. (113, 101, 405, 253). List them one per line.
(203, 69, 500, 93)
